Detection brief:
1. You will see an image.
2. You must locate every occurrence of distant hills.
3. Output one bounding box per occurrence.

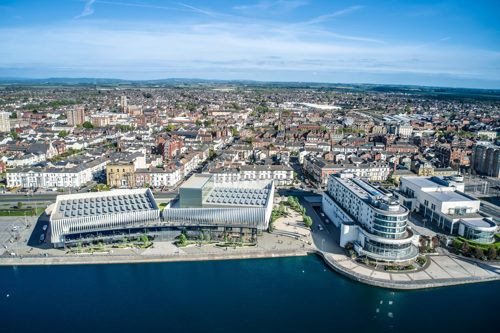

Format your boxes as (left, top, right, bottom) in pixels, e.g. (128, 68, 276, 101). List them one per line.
(0, 77, 498, 100)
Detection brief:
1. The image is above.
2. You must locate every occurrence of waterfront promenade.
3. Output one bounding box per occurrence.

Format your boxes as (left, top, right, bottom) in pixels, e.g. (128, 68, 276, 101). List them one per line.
(318, 251, 500, 290)
(299, 196, 500, 289)
(1, 202, 499, 290)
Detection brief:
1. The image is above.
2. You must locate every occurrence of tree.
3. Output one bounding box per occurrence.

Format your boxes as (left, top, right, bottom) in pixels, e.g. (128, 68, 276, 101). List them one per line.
(178, 233, 187, 246)
(140, 234, 149, 244)
(195, 119, 202, 126)
(17, 202, 23, 209)
(82, 121, 94, 129)
(143, 92, 153, 99)
(208, 148, 216, 159)
(461, 241, 470, 255)
(230, 127, 239, 136)
(58, 130, 69, 138)
(268, 220, 275, 233)
(487, 247, 497, 260)
(165, 124, 175, 132)
(9, 111, 17, 119)
(431, 236, 440, 249)
(303, 216, 313, 229)
(473, 247, 484, 260)
(10, 130, 18, 140)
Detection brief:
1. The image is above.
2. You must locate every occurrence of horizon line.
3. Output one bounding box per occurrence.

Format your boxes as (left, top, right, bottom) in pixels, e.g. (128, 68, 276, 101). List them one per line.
(0, 76, 499, 91)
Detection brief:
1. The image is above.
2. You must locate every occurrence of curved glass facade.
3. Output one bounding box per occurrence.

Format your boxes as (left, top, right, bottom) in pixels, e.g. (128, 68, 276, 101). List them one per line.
(364, 239, 416, 259)
(372, 212, 408, 239)
(462, 226, 496, 244)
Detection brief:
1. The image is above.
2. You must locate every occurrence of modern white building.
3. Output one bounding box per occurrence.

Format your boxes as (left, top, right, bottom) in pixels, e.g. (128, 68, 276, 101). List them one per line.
(48, 174, 275, 248)
(162, 174, 275, 233)
(322, 173, 419, 263)
(397, 176, 497, 244)
(49, 188, 160, 247)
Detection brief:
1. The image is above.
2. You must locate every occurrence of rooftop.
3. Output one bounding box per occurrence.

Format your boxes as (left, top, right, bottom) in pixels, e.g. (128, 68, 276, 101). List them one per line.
(51, 188, 158, 220)
(460, 218, 497, 229)
(180, 174, 212, 189)
(426, 191, 471, 203)
(204, 187, 270, 207)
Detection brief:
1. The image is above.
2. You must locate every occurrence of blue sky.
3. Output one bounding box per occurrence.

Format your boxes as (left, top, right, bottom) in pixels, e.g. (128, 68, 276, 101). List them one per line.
(0, 0, 499, 88)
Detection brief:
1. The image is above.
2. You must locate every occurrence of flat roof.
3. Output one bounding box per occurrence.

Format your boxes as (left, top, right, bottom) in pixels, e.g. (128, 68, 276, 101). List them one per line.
(426, 191, 471, 202)
(460, 218, 497, 229)
(180, 174, 212, 189)
(402, 177, 441, 188)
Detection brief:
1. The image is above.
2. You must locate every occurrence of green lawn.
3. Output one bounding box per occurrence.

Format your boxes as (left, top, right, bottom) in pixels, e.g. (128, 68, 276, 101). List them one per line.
(0, 207, 45, 216)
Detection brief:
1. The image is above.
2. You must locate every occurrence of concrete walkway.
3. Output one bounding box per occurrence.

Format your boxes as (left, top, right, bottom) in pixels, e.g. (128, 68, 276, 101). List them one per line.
(319, 251, 500, 290)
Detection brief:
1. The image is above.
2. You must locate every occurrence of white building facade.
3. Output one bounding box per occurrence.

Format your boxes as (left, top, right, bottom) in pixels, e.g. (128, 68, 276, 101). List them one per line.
(322, 173, 419, 263)
(397, 176, 497, 244)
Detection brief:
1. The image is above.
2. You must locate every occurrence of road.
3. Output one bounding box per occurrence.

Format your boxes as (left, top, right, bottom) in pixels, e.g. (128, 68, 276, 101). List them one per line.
(0, 192, 177, 204)
(479, 202, 500, 220)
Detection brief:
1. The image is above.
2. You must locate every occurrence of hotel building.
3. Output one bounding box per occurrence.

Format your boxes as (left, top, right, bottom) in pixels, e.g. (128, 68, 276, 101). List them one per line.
(322, 173, 419, 263)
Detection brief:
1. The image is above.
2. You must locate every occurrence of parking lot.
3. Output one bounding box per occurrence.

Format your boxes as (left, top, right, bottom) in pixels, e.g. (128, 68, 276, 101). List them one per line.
(0, 216, 39, 255)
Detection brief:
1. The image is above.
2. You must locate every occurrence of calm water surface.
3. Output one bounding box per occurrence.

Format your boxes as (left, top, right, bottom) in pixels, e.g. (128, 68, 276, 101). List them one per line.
(0, 255, 497, 333)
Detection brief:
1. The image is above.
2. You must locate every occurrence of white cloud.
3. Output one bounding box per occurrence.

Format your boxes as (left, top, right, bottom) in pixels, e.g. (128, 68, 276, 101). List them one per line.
(75, 0, 96, 19)
(0, 16, 498, 87)
(303, 5, 364, 24)
(234, 1, 308, 11)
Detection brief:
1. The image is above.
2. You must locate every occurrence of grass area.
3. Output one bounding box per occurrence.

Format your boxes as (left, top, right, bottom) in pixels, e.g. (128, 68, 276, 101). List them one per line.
(0, 207, 45, 216)
(454, 236, 500, 251)
(91, 184, 110, 192)
(416, 256, 427, 266)
(384, 265, 416, 272)
(452, 236, 500, 260)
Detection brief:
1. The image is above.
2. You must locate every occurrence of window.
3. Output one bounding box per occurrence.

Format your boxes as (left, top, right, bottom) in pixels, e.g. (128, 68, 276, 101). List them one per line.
(431, 204, 436, 211)
(424, 200, 429, 207)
